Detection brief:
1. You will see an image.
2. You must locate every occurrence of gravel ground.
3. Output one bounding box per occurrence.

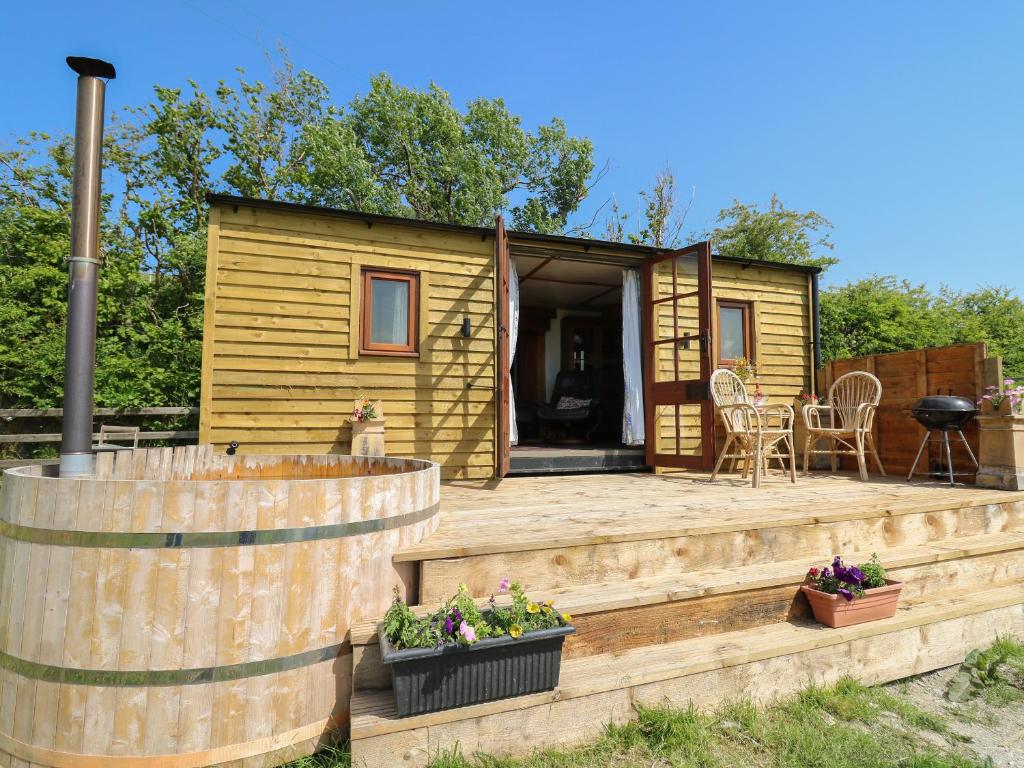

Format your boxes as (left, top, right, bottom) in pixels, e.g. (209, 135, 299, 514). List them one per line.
(884, 664, 1024, 768)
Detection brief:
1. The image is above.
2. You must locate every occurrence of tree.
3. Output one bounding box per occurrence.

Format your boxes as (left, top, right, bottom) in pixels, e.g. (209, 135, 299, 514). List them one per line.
(819, 276, 954, 362)
(602, 167, 694, 247)
(0, 53, 599, 418)
(292, 73, 595, 232)
(706, 194, 838, 270)
(818, 277, 1024, 378)
(943, 285, 1024, 378)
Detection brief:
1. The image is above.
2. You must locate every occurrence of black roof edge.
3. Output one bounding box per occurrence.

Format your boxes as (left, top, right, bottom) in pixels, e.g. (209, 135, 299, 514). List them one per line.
(205, 193, 822, 274)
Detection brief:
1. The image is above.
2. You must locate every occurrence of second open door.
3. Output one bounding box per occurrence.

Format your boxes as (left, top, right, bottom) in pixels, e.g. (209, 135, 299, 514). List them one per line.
(643, 241, 715, 470)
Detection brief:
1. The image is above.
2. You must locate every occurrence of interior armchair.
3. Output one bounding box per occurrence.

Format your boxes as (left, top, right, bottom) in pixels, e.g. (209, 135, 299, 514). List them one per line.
(802, 371, 886, 481)
(536, 369, 601, 441)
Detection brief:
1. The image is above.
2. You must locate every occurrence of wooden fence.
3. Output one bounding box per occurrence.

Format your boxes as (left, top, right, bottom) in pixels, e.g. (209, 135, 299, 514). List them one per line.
(817, 343, 1001, 477)
(0, 406, 198, 468)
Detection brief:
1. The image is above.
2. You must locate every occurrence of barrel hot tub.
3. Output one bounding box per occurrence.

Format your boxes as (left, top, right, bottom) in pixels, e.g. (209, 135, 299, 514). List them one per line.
(0, 446, 439, 767)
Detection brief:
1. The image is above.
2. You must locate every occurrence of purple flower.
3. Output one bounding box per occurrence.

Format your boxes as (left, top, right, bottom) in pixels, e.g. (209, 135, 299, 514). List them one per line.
(499, 577, 511, 593)
(452, 608, 463, 624)
(848, 567, 865, 585)
(444, 617, 453, 634)
(832, 555, 843, 571)
(821, 567, 831, 580)
(837, 588, 854, 602)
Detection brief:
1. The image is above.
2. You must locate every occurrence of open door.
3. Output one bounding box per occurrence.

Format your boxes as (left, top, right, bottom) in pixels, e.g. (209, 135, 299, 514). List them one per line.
(643, 241, 715, 470)
(495, 215, 511, 477)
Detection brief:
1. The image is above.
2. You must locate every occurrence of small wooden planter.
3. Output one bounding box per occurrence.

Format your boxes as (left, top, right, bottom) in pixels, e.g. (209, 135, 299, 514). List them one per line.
(977, 412, 1024, 491)
(801, 580, 903, 628)
(380, 623, 575, 717)
(352, 418, 387, 457)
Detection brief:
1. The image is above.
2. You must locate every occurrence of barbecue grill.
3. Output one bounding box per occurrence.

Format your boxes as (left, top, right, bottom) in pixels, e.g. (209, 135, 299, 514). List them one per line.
(906, 395, 979, 485)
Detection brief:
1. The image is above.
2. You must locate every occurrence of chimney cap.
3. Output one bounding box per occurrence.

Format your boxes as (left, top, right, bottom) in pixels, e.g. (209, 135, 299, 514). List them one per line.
(66, 56, 116, 79)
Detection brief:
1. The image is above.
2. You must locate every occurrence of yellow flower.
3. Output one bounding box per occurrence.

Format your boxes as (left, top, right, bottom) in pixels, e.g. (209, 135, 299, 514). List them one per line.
(541, 600, 553, 614)
(527, 602, 540, 614)
(561, 612, 572, 623)
(509, 624, 523, 638)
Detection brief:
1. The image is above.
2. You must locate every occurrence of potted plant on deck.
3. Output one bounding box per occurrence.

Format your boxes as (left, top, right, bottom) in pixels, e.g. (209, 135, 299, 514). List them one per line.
(801, 554, 902, 628)
(350, 395, 386, 456)
(379, 580, 575, 717)
(976, 379, 1024, 490)
(733, 357, 766, 405)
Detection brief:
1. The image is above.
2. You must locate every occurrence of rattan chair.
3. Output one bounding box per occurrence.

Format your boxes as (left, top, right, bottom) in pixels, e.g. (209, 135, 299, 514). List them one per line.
(802, 371, 886, 481)
(709, 368, 796, 488)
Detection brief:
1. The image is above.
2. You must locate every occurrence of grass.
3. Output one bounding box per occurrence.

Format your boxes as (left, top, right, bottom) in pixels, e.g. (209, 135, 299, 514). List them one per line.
(979, 636, 1024, 707)
(287, 638, 1024, 768)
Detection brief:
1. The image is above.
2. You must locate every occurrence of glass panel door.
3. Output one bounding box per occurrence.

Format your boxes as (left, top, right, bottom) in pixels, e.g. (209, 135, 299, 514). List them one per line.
(643, 242, 714, 469)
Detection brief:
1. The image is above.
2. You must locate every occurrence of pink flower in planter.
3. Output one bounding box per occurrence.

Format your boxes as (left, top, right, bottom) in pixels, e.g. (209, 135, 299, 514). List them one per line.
(498, 577, 511, 593)
(459, 621, 476, 643)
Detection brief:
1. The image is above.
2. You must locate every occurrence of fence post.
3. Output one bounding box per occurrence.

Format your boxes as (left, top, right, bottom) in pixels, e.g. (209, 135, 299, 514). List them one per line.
(982, 356, 1004, 393)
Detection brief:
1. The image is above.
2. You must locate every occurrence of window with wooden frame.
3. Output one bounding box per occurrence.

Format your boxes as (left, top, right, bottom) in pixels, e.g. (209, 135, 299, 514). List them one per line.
(360, 269, 419, 356)
(716, 300, 753, 365)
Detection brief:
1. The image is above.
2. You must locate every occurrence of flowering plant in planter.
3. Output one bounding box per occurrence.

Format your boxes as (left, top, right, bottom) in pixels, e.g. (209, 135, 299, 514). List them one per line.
(979, 379, 1024, 415)
(801, 554, 902, 628)
(379, 579, 575, 717)
(731, 357, 760, 384)
(382, 579, 570, 650)
(350, 395, 380, 423)
(795, 392, 821, 407)
(806, 553, 887, 601)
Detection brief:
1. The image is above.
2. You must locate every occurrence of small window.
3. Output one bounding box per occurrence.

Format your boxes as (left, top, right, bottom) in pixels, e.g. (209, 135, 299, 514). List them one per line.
(360, 269, 419, 356)
(717, 300, 752, 365)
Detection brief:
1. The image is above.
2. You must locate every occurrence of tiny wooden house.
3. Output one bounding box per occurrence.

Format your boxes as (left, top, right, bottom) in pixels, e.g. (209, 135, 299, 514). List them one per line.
(201, 196, 820, 479)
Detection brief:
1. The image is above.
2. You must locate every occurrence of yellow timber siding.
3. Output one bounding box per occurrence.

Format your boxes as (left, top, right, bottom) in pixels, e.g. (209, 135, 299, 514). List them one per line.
(654, 257, 812, 459)
(200, 202, 497, 480)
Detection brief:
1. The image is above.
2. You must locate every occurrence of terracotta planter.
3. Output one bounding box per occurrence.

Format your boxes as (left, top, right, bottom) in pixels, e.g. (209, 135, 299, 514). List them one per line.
(977, 413, 1024, 490)
(800, 579, 902, 628)
(352, 418, 386, 457)
(980, 397, 1011, 416)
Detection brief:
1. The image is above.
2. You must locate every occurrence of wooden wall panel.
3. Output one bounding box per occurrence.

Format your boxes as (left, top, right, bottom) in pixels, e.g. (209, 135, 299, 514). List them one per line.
(201, 204, 497, 480)
(818, 343, 999, 476)
(202, 203, 814, 479)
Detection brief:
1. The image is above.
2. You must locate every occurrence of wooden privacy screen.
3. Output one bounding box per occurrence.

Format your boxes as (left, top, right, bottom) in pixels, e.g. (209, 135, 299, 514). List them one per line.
(817, 343, 1001, 476)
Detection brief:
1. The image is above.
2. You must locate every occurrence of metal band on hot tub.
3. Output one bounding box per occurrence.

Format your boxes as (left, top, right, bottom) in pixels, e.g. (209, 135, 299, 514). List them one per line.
(0, 501, 438, 548)
(0, 642, 349, 687)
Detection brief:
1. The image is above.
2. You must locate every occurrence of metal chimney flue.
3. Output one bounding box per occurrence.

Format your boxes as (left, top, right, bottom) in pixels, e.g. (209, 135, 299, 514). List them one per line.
(59, 56, 116, 478)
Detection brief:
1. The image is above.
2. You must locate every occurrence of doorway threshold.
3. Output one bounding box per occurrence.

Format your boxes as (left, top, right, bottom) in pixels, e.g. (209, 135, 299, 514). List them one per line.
(508, 445, 649, 475)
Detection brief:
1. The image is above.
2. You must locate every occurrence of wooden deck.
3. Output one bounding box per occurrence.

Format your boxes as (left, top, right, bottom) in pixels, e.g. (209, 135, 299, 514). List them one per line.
(404, 471, 1018, 560)
(350, 471, 1024, 767)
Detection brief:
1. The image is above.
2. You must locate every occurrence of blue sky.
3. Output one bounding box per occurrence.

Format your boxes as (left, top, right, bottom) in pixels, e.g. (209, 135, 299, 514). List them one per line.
(2, 1, 1021, 292)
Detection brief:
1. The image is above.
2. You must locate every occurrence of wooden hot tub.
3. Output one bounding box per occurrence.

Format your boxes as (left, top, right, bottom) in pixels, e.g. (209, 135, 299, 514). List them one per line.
(0, 446, 439, 767)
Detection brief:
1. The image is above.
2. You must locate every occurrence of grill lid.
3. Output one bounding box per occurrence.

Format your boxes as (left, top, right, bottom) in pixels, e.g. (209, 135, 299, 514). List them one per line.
(911, 396, 977, 413)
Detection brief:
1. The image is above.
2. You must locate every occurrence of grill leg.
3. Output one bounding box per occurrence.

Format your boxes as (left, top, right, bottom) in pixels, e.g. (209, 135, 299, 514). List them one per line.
(943, 430, 955, 486)
(907, 430, 930, 482)
(957, 429, 979, 470)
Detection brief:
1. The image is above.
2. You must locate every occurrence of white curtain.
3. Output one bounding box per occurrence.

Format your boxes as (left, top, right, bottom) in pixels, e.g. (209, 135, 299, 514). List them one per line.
(508, 258, 520, 445)
(622, 268, 645, 446)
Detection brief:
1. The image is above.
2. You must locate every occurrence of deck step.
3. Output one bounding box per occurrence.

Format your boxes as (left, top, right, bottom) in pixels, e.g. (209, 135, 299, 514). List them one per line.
(352, 529, 1024, 647)
(407, 485, 1024, 601)
(350, 581, 1024, 766)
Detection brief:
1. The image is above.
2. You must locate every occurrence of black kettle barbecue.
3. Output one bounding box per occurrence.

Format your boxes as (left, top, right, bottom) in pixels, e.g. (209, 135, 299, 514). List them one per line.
(906, 394, 979, 485)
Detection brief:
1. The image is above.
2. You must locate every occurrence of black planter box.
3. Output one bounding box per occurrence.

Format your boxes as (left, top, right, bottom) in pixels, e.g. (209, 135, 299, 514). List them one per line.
(379, 623, 575, 717)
